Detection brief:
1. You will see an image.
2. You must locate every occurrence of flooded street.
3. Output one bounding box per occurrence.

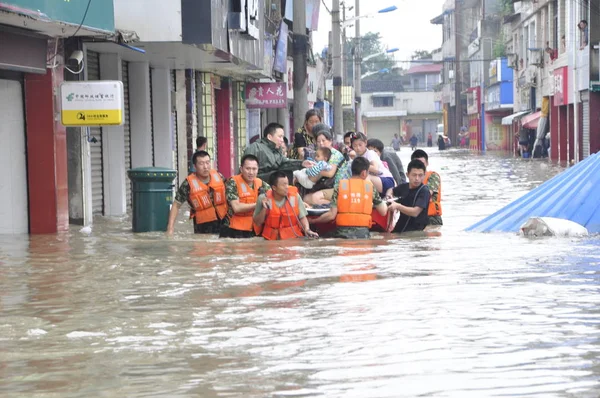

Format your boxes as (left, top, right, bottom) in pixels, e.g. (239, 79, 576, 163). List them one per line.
(1, 149, 599, 397)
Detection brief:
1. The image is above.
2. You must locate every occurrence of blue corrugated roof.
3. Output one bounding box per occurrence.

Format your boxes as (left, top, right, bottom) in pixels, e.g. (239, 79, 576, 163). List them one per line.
(466, 152, 600, 233)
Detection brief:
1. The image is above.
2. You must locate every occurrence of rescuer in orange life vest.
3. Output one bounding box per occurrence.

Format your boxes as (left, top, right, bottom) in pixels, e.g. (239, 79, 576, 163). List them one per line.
(410, 149, 443, 225)
(309, 157, 388, 239)
(167, 150, 228, 235)
(253, 171, 319, 240)
(219, 154, 271, 239)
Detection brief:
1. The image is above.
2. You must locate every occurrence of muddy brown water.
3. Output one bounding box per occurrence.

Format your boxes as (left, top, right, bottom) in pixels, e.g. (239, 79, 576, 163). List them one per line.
(1, 149, 599, 397)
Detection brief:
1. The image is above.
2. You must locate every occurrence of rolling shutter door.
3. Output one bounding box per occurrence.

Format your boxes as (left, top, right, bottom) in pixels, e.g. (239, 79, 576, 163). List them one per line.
(582, 94, 590, 159)
(87, 50, 103, 215)
(150, 67, 155, 166)
(122, 60, 132, 208)
(171, 71, 178, 179)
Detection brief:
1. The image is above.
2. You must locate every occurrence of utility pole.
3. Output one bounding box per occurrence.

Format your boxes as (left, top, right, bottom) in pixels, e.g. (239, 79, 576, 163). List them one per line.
(341, 2, 347, 85)
(332, 0, 343, 136)
(293, 0, 308, 132)
(453, 0, 462, 146)
(354, 0, 362, 132)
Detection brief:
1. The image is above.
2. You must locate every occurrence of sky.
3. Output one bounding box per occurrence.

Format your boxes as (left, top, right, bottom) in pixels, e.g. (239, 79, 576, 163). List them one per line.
(313, 0, 446, 68)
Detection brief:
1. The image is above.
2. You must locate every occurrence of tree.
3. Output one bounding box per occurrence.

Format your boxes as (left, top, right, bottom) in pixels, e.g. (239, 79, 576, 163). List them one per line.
(359, 32, 396, 75)
(411, 50, 432, 60)
(342, 32, 396, 82)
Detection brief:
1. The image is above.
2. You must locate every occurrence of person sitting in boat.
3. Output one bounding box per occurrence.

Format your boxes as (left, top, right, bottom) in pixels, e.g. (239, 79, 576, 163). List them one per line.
(243, 122, 313, 183)
(253, 171, 318, 240)
(387, 159, 431, 233)
(293, 147, 332, 189)
(341, 131, 357, 161)
(167, 150, 227, 235)
(302, 127, 349, 206)
(411, 149, 443, 226)
(220, 154, 270, 239)
(309, 157, 388, 239)
(351, 132, 396, 197)
(367, 138, 407, 187)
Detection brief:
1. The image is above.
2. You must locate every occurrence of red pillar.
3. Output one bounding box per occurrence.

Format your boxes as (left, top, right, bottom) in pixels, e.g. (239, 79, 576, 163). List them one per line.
(215, 81, 234, 178)
(24, 68, 69, 234)
(550, 97, 559, 162)
(559, 105, 568, 163)
(591, 92, 600, 154)
(568, 104, 574, 162)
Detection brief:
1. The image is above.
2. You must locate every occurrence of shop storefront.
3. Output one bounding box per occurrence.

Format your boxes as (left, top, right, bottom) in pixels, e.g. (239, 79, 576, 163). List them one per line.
(484, 58, 513, 151)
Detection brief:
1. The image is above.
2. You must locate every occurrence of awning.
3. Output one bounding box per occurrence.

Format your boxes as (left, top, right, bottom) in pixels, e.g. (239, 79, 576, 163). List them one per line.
(521, 111, 542, 129)
(501, 110, 530, 125)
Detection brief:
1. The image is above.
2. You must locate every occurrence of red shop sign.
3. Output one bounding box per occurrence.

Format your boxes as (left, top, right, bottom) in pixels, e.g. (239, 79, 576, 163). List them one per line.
(553, 67, 568, 106)
(245, 82, 287, 109)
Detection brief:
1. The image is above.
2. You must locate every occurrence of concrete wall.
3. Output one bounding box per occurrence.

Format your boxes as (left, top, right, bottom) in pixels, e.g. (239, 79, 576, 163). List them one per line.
(113, 0, 182, 42)
(363, 91, 440, 115)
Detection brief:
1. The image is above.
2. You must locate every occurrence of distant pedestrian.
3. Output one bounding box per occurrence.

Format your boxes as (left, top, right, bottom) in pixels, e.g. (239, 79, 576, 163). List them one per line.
(437, 134, 446, 150)
(391, 133, 401, 151)
(427, 133, 433, 147)
(410, 135, 418, 151)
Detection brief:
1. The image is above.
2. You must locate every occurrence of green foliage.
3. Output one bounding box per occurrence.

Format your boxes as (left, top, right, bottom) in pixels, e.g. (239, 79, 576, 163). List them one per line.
(501, 0, 514, 16)
(411, 50, 433, 60)
(493, 31, 507, 58)
(358, 32, 396, 74)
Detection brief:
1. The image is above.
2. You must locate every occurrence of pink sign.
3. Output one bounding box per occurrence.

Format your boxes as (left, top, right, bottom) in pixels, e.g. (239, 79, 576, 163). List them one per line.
(245, 82, 287, 109)
(553, 67, 568, 106)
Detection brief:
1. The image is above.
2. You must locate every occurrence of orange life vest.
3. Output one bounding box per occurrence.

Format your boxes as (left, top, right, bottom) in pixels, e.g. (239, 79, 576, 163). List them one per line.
(335, 178, 373, 228)
(187, 170, 228, 224)
(229, 174, 263, 231)
(423, 171, 442, 217)
(262, 187, 304, 240)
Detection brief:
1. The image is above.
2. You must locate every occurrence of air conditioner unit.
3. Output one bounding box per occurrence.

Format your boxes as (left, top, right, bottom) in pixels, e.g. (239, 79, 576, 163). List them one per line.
(530, 50, 543, 66)
(507, 53, 518, 69)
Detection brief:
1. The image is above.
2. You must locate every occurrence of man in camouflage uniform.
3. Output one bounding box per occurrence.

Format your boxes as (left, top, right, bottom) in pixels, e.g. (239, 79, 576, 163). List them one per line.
(309, 157, 388, 239)
(411, 149, 443, 225)
(167, 151, 227, 235)
(220, 154, 271, 238)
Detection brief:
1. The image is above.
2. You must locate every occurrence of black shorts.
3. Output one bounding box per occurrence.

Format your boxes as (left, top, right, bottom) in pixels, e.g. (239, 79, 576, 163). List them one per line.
(219, 226, 256, 239)
(194, 219, 222, 234)
(380, 176, 396, 195)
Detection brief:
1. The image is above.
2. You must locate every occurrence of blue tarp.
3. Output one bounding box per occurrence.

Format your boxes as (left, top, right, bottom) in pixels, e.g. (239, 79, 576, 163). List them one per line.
(467, 152, 600, 234)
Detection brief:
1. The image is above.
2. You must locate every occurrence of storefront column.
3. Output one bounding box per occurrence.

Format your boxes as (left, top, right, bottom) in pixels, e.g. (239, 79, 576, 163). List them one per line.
(590, 92, 600, 154)
(151, 68, 173, 169)
(215, 80, 234, 177)
(549, 97, 559, 162)
(175, 70, 187, 185)
(25, 68, 69, 234)
(99, 53, 126, 216)
(568, 104, 574, 163)
(559, 106, 568, 163)
(129, 62, 153, 167)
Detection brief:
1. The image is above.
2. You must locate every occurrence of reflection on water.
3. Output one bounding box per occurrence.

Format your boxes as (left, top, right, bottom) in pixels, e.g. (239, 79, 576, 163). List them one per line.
(1, 150, 599, 397)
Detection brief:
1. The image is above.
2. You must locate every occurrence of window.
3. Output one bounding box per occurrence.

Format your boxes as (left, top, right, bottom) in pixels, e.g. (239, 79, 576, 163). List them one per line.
(552, 0, 558, 50)
(434, 101, 442, 112)
(373, 96, 394, 107)
(579, 0, 589, 49)
(559, 0, 565, 54)
(523, 27, 528, 65)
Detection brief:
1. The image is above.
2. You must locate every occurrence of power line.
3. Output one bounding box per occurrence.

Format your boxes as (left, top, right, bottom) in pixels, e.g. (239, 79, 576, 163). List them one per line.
(46, 0, 93, 64)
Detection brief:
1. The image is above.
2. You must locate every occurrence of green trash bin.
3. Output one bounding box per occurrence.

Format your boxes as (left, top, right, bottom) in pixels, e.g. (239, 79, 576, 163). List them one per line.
(128, 167, 177, 232)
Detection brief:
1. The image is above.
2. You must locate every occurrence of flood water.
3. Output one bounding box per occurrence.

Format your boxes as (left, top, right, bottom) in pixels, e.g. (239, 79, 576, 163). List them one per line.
(2, 149, 599, 397)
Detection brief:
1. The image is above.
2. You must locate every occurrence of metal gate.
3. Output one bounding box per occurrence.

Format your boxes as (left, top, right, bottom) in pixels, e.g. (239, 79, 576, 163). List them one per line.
(122, 60, 132, 208)
(87, 50, 103, 215)
(582, 92, 590, 159)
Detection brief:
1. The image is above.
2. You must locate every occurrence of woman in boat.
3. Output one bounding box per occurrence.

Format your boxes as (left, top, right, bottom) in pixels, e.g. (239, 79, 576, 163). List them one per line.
(290, 109, 322, 160)
(302, 126, 349, 206)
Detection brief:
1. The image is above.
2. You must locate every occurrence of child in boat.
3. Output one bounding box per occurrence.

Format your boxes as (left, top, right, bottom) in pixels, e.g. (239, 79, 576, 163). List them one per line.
(293, 147, 332, 189)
